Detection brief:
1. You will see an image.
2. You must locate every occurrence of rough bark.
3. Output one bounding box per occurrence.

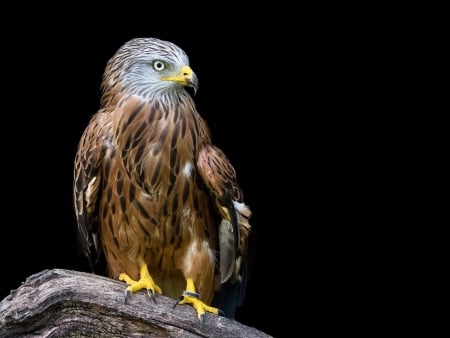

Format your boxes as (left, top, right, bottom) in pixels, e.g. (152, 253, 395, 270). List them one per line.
(0, 269, 271, 338)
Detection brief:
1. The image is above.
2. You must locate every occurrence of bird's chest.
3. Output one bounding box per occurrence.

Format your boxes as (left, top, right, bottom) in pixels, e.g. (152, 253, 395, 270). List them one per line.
(105, 98, 214, 240)
(117, 120, 198, 199)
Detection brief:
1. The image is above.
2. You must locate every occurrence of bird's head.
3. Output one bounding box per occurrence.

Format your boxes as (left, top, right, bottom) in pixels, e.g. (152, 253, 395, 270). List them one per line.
(102, 37, 198, 102)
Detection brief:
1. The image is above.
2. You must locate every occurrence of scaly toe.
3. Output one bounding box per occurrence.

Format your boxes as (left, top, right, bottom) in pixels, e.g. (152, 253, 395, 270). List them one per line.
(119, 270, 162, 304)
(173, 292, 219, 321)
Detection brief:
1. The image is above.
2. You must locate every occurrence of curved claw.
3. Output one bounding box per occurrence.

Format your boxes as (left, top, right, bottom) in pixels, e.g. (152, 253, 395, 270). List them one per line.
(124, 289, 131, 304)
(173, 296, 184, 308)
(147, 289, 157, 304)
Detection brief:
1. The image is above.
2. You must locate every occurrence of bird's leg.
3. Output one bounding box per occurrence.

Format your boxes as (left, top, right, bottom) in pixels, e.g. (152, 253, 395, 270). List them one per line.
(173, 278, 219, 321)
(119, 261, 162, 304)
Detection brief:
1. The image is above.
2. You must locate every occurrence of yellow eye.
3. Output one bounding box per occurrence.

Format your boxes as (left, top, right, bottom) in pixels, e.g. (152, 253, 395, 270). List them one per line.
(153, 60, 165, 71)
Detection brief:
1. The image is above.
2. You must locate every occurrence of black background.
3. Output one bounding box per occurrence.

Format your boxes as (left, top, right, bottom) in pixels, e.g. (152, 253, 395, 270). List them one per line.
(0, 28, 300, 338)
(0, 13, 370, 336)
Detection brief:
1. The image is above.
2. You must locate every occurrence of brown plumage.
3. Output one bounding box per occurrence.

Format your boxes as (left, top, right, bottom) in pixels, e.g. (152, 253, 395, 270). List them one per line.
(73, 37, 251, 320)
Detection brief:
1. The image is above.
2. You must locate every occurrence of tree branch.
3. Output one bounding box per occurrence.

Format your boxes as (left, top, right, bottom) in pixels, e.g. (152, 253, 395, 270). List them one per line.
(0, 269, 271, 337)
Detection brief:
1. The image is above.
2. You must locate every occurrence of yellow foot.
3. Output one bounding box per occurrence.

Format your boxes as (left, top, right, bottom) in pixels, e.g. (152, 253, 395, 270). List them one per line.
(173, 279, 220, 322)
(118, 262, 162, 304)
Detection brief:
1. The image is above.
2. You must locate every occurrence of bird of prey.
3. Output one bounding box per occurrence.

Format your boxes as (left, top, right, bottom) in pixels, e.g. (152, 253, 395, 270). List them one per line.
(73, 37, 252, 321)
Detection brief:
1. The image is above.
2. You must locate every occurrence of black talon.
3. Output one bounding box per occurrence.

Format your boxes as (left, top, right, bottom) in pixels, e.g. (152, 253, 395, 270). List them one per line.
(147, 289, 157, 304)
(173, 296, 184, 308)
(124, 289, 131, 304)
(218, 309, 225, 316)
(199, 313, 205, 323)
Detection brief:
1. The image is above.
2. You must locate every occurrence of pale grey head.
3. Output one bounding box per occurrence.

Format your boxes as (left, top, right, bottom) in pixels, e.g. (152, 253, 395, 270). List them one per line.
(102, 37, 198, 102)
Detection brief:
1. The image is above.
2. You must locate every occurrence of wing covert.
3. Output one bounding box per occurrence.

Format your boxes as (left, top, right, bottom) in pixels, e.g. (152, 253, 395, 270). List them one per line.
(197, 144, 251, 282)
(197, 144, 252, 318)
(73, 111, 111, 272)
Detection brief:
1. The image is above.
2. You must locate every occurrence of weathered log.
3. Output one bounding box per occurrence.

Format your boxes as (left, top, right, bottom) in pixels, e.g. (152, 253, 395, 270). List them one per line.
(0, 269, 271, 337)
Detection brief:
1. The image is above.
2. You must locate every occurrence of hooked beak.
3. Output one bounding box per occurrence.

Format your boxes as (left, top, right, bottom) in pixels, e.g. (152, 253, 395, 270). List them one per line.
(161, 65, 198, 94)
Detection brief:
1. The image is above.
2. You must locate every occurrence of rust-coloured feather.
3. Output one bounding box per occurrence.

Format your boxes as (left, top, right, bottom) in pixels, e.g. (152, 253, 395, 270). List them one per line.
(73, 37, 251, 317)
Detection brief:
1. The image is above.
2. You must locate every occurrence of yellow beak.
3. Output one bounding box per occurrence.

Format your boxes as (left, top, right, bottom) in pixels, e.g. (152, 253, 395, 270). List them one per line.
(161, 66, 198, 93)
